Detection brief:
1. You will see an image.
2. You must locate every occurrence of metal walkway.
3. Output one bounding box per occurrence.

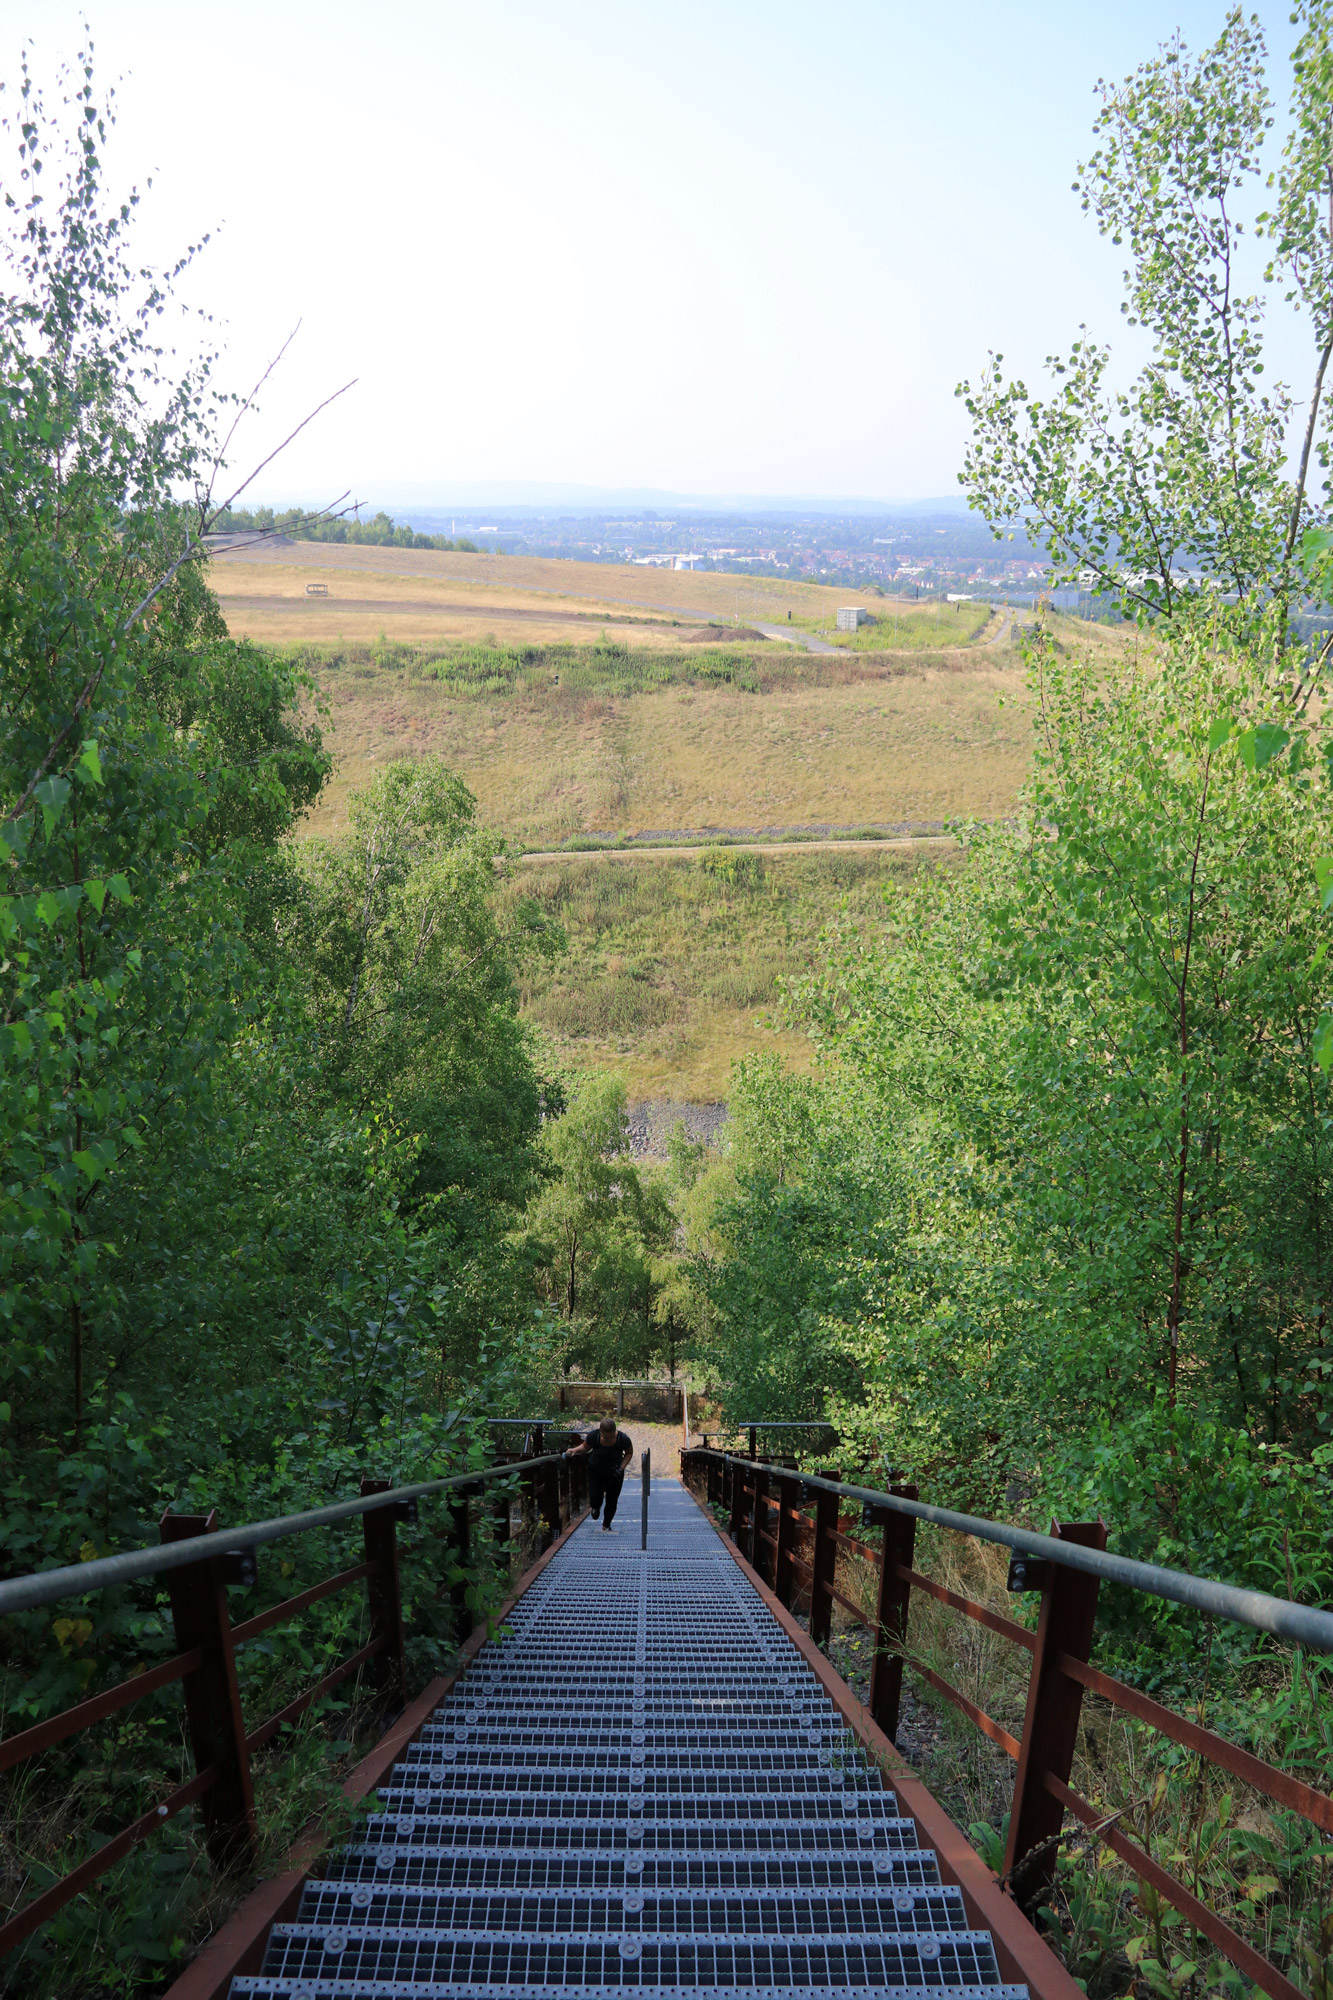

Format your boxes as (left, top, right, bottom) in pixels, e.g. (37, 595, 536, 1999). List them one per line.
(231, 1476, 1028, 1998)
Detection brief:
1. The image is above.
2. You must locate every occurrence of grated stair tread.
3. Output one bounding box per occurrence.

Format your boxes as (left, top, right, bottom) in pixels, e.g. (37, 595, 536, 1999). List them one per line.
(229, 1478, 1027, 1999)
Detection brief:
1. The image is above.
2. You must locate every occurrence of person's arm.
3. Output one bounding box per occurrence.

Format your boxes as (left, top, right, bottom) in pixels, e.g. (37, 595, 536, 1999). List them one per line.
(619, 1436, 633, 1472)
(564, 1438, 590, 1458)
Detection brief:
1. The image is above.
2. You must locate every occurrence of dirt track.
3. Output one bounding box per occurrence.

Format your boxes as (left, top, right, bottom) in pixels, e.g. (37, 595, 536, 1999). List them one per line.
(518, 834, 952, 865)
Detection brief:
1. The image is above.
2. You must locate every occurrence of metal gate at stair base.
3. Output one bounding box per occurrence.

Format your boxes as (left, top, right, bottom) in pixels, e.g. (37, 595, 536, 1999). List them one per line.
(228, 1478, 1035, 2000)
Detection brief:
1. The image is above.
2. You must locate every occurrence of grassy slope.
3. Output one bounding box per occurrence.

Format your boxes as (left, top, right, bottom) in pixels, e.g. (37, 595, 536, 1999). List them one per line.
(209, 540, 924, 631)
(299, 644, 1037, 843)
(497, 846, 945, 1101)
(215, 556, 1128, 1102)
(210, 544, 1032, 659)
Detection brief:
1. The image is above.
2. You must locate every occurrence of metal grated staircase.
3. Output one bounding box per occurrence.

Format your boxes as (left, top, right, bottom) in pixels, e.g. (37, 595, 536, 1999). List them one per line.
(230, 1475, 1029, 1999)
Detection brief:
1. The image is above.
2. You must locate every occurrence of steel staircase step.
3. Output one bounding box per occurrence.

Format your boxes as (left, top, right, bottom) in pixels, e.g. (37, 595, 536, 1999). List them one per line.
(316, 1852, 943, 1892)
(295, 1881, 971, 1934)
(228, 1475, 1029, 2000)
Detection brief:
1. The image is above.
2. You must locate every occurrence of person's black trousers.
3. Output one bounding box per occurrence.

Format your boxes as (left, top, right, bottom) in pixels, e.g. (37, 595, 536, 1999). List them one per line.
(588, 1468, 624, 1527)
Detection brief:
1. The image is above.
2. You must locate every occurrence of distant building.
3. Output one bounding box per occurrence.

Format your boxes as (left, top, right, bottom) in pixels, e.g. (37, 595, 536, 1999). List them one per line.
(836, 606, 868, 630)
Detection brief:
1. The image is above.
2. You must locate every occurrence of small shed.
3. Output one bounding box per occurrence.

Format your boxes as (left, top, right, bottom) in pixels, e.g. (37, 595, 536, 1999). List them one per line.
(836, 605, 868, 631)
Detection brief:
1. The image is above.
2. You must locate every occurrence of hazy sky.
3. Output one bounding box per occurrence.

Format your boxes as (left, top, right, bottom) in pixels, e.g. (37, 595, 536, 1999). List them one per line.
(0, 1, 1311, 506)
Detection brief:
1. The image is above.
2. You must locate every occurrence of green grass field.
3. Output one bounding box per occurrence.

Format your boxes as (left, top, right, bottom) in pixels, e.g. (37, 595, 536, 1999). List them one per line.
(497, 844, 950, 1101)
(790, 600, 995, 650)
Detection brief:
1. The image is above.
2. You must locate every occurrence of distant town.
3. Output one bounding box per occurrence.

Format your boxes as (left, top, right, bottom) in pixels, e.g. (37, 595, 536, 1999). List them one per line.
(379, 504, 1075, 607)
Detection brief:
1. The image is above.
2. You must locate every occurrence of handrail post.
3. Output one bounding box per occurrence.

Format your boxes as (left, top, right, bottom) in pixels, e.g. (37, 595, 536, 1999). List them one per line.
(539, 1456, 561, 1549)
(448, 1486, 472, 1639)
(491, 1466, 513, 1555)
(750, 1463, 769, 1578)
(729, 1456, 747, 1545)
(809, 1479, 839, 1648)
(519, 1452, 537, 1551)
(360, 1477, 408, 1711)
(869, 1483, 918, 1743)
(774, 1472, 799, 1608)
(1003, 1518, 1107, 1912)
(160, 1509, 257, 1874)
(641, 1448, 650, 1551)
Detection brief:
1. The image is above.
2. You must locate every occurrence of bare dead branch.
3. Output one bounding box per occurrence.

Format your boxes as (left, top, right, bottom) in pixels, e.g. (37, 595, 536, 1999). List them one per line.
(199, 321, 304, 523)
(213, 377, 358, 519)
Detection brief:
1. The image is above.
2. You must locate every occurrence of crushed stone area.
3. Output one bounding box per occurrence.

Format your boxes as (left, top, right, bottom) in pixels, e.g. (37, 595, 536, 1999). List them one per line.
(625, 1100, 727, 1159)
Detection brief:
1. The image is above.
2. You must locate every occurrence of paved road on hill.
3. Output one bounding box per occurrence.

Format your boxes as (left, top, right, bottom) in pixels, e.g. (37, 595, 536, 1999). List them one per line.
(750, 620, 838, 653)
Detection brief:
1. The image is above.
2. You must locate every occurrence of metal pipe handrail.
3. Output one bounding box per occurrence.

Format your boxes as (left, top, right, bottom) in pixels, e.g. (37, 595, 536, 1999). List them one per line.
(485, 1419, 581, 1431)
(706, 1450, 1333, 1655)
(553, 1380, 686, 1389)
(0, 1455, 565, 1620)
(731, 1421, 837, 1429)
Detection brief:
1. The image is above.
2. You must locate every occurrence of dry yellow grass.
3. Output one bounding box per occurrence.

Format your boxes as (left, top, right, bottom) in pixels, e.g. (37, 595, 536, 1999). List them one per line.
(577, 1006, 817, 1104)
(209, 539, 892, 628)
(212, 557, 735, 651)
(301, 655, 1033, 843)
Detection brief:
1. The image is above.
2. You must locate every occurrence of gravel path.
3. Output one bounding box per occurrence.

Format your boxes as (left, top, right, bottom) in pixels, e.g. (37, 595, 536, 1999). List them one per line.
(749, 619, 838, 654)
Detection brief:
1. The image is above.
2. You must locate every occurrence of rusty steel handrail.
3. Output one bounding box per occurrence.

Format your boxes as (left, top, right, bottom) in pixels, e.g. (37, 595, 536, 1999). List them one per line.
(0, 1453, 566, 1620)
(1, 1448, 588, 1961)
(690, 1448, 1330, 2000)
(712, 1452, 1333, 1653)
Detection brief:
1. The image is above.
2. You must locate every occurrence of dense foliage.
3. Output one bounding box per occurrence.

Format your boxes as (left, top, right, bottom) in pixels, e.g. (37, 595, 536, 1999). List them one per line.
(210, 502, 481, 552)
(520, 1073, 679, 1381)
(702, 628, 1333, 1559)
(689, 625, 1333, 1998)
(961, 2, 1333, 639)
(0, 56, 570, 1991)
(0, 57, 556, 1491)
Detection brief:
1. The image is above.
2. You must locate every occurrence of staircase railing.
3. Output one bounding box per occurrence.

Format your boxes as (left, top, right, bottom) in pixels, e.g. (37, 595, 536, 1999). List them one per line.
(0, 1445, 586, 1959)
(682, 1446, 1333, 2000)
